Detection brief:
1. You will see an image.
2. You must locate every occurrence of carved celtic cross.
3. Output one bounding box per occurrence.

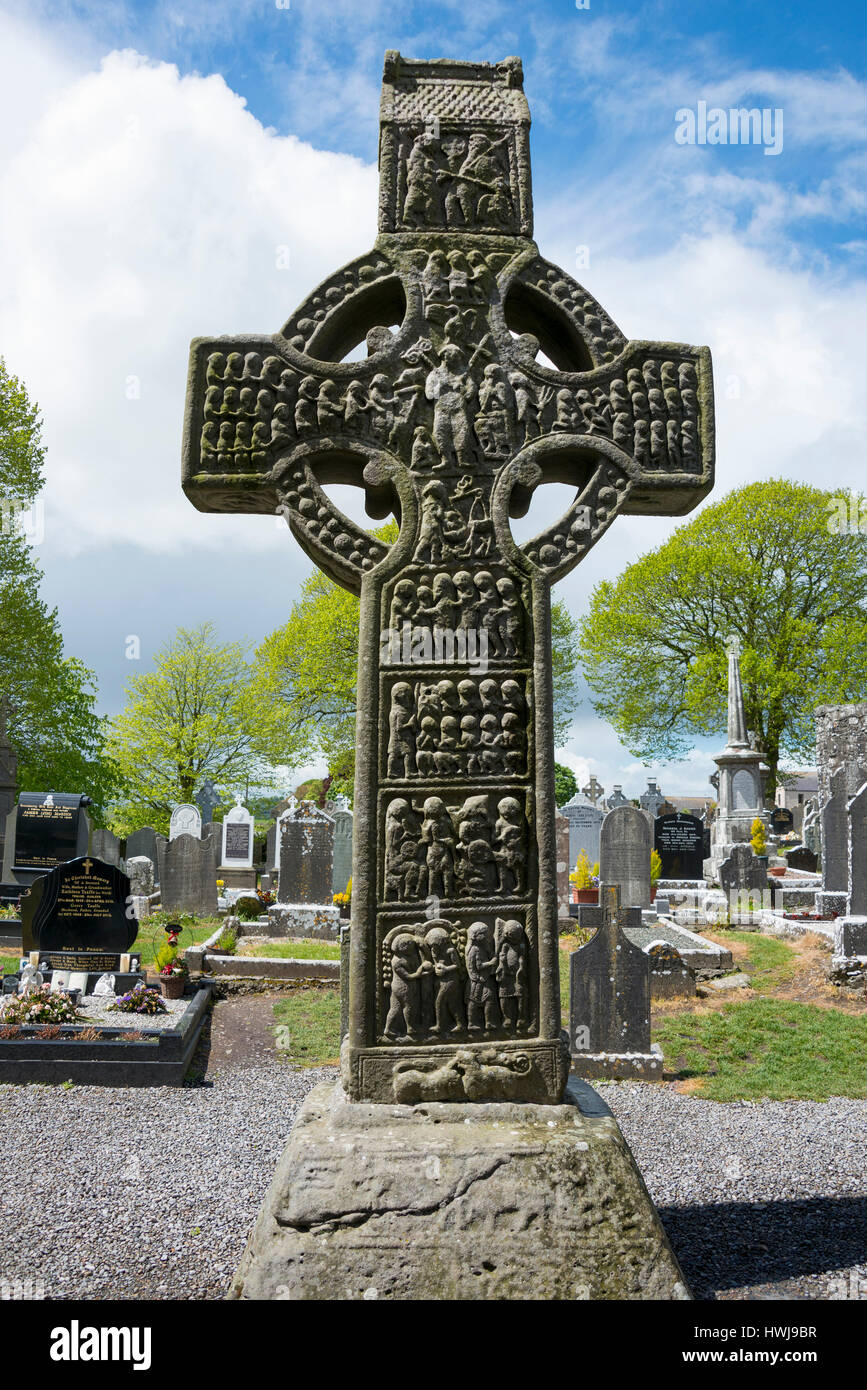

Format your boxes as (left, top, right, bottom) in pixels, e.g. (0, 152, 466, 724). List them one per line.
(182, 53, 714, 1102)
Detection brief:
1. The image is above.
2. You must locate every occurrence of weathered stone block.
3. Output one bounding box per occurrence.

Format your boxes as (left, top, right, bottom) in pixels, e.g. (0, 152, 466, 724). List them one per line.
(230, 1077, 689, 1301)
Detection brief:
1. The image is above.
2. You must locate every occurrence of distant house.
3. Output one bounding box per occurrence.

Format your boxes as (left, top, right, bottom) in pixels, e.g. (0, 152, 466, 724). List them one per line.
(775, 771, 818, 811)
(664, 795, 713, 817)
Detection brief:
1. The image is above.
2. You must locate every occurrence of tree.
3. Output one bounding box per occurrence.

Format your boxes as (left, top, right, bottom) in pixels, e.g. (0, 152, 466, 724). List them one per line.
(554, 762, 577, 806)
(578, 480, 867, 795)
(248, 525, 585, 795)
(108, 623, 260, 833)
(0, 360, 121, 818)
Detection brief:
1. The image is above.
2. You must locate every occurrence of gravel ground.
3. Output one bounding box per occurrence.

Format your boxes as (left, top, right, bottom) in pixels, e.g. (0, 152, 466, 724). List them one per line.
(597, 1083, 867, 1301)
(74, 994, 190, 1032)
(0, 1045, 864, 1300)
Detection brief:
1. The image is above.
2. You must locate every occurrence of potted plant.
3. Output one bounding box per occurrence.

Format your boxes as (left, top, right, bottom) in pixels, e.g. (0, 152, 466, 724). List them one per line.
(570, 850, 599, 905)
(750, 817, 777, 874)
(333, 877, 352, 919)
(154, 930, 188, 999)
(650, 849, 662, 902)
(209, 924, 237, 957)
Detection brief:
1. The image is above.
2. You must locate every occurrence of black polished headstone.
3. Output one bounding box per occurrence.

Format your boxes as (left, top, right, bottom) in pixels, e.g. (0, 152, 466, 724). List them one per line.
(654, 812, 704, 880)
(771, 806, 794, 835)
(9, 793, 90, 872)
(20, 855, 135, 967)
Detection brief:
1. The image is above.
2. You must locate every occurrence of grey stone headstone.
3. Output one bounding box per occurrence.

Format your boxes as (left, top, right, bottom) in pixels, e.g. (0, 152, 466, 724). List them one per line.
(570, 883, 651, 1055)
(848, 780, 867, 916)
(158, 833, 218, 916)
(125, 855, 154, 896)
(605, 784, 630, 811)
(639, 779, 666, 818)
(599, 805, 651, 908)
(266, 821, 277, 872)
(125, 826, 159, 869)
(278, 802, 334, 905)
(718, 843, 767, 895)
(820, 766, 848, 892)
(645, 940, 695, 1000)
(331, 797, 353, 896)
(560, 795, 604, 868)
(90, 827, 120, 867)
(555, 811, 571, 919)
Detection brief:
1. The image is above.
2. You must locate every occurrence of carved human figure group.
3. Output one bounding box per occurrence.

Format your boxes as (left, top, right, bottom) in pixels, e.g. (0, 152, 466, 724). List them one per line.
(383, 916, 529, 1041)
(384, 793, 527, 902)
(386, 676, 526, 780)
(387, 569, 524, 656)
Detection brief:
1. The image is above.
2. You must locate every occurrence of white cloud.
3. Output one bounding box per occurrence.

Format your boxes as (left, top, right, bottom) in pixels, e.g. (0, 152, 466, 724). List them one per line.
(0, 42, 377, 556)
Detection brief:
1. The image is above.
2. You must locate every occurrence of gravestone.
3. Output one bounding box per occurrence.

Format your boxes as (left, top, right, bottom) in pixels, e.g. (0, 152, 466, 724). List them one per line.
(125, 826, 160, 873)
(277, 801, 334, 903)
(770, 806, 793, 836)
(582, 777, 605, 808)
(21, 856, 136, 973)
(90, 827, 121, 868)
(126, 856, 154, 897)
(560, 794, 604, 868)
(845, 780, 867, 918)
(220, 798, 256, 890)
(785, 845, 818, 873)
(186, 51, 708, 1299)
(599, 804, 652, 909)
(555, 810, 571, 922)
(639, 778, 665, 819)
(170, 803, 202, 840)
(2, 792, 91, 891)
(569, 883, 661, 1078)
(645, 940, 695, 1000)
(158, 834, 218, 916)
(270, 801, 339, 939)
(0, 699, 18, 870)
(654, 812, 704, 881)
(816, 707, 867, 918)
(331, 794, 353, 896)
(196, 778, 220, 827)
(605, 784, 629, 811)
(718, 843, 767, 896)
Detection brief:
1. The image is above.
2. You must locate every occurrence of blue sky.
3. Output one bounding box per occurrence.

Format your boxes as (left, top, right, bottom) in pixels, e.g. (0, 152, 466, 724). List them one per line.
(0, 0, 865, 799)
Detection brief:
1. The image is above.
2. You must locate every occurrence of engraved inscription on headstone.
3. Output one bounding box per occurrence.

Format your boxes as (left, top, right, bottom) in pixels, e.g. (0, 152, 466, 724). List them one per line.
(181, 52, 714, 1102)
(221, 799, 255, 868)
(654, 812, 704, 881)
(21, 856, 135, 964)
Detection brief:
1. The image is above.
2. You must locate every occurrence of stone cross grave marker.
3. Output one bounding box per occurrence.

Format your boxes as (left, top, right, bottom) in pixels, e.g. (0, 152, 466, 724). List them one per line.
(569, 883, 658, 1079)
(181, 52, 714, 1103)
(196, 778, 220, 827)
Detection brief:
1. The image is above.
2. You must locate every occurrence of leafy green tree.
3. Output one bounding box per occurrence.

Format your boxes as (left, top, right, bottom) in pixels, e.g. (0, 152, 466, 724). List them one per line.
(578, 480, 867, 795)
(248, 524, 585, 795)
(108, 623, 260, 834)
(0, 360, 120, 818)
(554, 762, 578, 806)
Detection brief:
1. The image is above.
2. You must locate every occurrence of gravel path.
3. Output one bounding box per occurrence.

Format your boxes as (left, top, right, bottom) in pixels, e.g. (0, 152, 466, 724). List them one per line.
(597, 1083, 867, 1300)
(1, 1036, 864, 1299)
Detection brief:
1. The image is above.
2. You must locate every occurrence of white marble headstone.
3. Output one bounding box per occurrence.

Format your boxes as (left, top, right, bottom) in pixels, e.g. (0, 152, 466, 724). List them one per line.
(169, 803, 202, 840)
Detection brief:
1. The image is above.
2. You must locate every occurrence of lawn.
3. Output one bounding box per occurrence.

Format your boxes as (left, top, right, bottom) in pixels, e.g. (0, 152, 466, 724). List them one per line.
(240, 939, 340, 960)
(273, 988, 341, 1067)
(655, 997, 867, 1101)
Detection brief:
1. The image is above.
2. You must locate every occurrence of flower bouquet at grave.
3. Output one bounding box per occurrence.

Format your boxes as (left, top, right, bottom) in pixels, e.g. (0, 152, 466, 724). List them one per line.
(333, 877, 352, 916)
(256, 887, 275, 910)
(1, 985, 80, 1027)
(110, 982, 167, 1015)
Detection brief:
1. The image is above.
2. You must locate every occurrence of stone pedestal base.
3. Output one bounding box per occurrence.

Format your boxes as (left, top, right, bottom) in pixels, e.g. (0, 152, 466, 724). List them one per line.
(230, 1077, 688, 1301)
(834, 916, 867, 956)
(818, 890, 848, 918)
(218, 867, 257, 891)
(267, 903, 340, 940)
(570, 1043, 664, 1082)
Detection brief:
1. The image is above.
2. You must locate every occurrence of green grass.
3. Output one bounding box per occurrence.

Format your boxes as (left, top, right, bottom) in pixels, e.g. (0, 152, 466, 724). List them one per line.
(273, 988, 341, 1067)
(1, 951, 20, 975)
(711, 929, 799, 993)
(656, 998, 867, 1101)
(131, 919, 220, 967)
(243, 939, 340, 960)
(558, 930, 595, 1024)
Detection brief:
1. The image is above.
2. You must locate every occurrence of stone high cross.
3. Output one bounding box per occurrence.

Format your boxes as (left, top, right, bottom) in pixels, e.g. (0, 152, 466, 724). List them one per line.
(182, 53, 715, 1103)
